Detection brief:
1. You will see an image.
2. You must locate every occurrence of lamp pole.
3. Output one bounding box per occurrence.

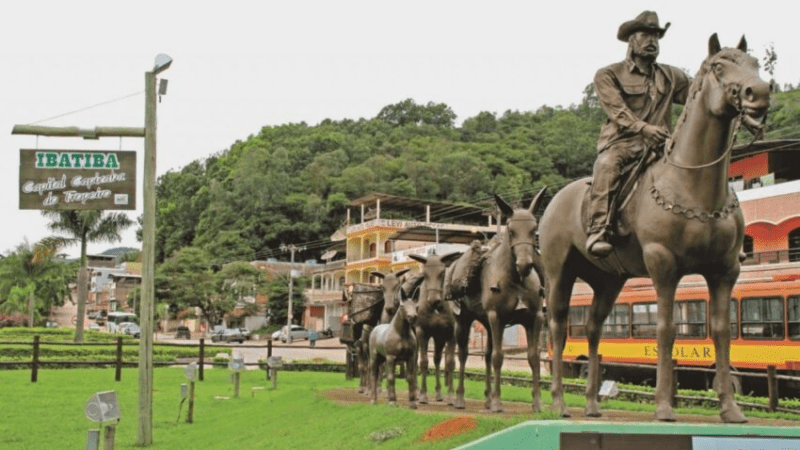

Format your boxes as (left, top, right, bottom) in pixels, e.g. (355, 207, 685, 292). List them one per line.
(138, 54, 172, 447)
(280, 244, 304, 343)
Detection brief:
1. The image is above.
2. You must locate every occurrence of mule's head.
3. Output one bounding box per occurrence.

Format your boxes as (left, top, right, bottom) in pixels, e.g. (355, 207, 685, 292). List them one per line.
(408, 252, 461, 310)
(397, 284, 418, 326)
(704, 34, 770, 122)
(372, 268, 411, 319)
(495, 187, 548, 279)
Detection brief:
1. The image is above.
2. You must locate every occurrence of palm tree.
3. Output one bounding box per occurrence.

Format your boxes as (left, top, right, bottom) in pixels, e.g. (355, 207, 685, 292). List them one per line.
(35, 211, 133, 342)
(0, 241, 75, 326)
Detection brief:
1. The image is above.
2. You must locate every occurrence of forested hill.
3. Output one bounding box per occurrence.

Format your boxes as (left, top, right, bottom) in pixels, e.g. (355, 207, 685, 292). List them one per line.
(153, 90, 800, 264)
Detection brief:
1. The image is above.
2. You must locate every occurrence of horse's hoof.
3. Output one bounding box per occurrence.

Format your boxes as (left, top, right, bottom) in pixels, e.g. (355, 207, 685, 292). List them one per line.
(436, 393, 444, 402)
(721, 406, 748, 423)
(418, 393, 428, 404)
(454, 398, 466, 409)
(531, 400, 542, 413)
(370, 399, 376, 405)
(491, 399, 504, 413)
(585, 401, 602, 417)
(655, 404, 676, 422)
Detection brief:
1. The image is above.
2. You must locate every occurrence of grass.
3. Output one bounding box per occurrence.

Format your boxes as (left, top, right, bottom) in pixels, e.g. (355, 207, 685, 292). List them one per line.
(1, 367, 799, 449)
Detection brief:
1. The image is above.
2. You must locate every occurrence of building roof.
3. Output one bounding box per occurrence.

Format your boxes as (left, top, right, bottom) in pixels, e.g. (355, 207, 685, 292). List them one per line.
(347, 192, 489, 225)
(731, 139, 800, 162)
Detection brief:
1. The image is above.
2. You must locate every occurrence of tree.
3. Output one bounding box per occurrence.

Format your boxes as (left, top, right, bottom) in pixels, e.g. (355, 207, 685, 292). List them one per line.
(155, 246, 226, 327)
(36, 211, 133, 342)
(0, 241, 76, 326)
(215, 261, 266, 316)
(265, 274, 308, 327)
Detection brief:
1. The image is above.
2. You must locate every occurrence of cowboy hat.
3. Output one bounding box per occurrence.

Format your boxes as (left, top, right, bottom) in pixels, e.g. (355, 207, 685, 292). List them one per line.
(617, 11, 670, 42)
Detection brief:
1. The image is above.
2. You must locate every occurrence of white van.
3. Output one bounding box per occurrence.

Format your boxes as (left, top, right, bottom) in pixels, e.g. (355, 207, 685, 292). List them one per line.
(106, 312, 138, 333)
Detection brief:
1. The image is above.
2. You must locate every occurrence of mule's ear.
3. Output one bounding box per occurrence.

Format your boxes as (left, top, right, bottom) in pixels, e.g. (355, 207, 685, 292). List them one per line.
(395, 268, 411, 279)
(527, 185, 548, 214)
(408, 254, 427, 264)
(709, 33, 721, 56)
(494, 193, 515, 218)
(737, 35, 748, 52)
(371, 271, 385, 279)
(441, 251, 463, 267)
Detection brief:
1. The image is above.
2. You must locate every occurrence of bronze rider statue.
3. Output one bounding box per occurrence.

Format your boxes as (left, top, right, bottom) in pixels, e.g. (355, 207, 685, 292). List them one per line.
(586, 11, 691, 257)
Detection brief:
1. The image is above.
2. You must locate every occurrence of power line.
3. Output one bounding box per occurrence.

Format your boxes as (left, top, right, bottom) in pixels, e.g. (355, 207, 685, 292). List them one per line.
(29, 90, 144, 125)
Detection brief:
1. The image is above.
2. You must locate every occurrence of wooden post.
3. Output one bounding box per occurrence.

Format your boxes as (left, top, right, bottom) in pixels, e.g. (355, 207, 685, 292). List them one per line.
(31, 335, 40, 383)
(115, 337, 123, 382)
(767, 365, 778, 412)
(137, 69, 157, 447)
(671, 359, 679, 407)
(266, 340, 272, 380)
(271, 369, 278, 389)
(234, 372, 241, 397)
(104, 425, 116, 450)
(186, 381, 195, 423)
(198, 339, 205, 381)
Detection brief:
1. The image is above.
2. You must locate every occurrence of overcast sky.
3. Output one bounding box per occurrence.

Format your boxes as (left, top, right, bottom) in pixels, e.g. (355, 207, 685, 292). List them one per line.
(2, 0, 799, 259)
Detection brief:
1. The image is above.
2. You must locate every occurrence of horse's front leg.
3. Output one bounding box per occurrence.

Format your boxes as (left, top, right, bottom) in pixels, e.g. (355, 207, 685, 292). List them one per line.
(444, 333, 456, 405)
(483, 325, 494, 410)
(433, 338, 445, 402)
(706, 271, 747, 423)
(406, 349, 418, 409)
(487, 310, 505, 413)
(584, 279, 625, 417)
(417, 328, 430, 404)
(453, 318, 470, 409)
(524, 309, 545, 412)
(386, 356, 398, 406)
(643, 244, 680, 422)
(370, 353, 382, 405)
(548, 279, 572, 417)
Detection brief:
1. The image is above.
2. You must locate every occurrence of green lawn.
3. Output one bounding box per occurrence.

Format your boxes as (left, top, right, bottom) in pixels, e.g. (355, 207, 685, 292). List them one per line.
(1, 367, 798, 449)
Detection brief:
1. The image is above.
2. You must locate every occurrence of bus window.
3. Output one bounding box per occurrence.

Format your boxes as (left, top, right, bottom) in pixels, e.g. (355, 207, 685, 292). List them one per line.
(569, 305, 588, 337)
(730, 299, 738, 340)
(632, 303, 657, 338)
(603, 304, 629, 338)
(741, 296, 784, 340)
(788, 296, 800, 340)
(674, 300, 706, 338)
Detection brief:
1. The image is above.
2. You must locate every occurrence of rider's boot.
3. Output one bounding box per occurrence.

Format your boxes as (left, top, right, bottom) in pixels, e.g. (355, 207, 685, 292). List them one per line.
(586, 228, 613, 258)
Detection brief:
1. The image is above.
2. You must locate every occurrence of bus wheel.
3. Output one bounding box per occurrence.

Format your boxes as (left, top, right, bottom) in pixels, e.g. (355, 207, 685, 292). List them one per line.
(712, 370, 742, 395)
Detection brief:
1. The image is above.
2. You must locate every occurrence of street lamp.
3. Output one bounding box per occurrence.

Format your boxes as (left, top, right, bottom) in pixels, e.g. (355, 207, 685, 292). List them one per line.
(280, 244, 304, 344)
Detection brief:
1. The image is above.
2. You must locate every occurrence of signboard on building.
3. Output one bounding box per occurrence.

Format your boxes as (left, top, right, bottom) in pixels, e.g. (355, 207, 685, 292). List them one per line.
(19, 149, 136, 210)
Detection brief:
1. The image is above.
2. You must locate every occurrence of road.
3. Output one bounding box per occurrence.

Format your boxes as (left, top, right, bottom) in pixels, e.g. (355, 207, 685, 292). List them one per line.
(158, 335, 549, 375)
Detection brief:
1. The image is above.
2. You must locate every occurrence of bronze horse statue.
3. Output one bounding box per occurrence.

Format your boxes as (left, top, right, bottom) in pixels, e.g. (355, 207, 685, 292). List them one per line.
(369, 286, 419, 408)
(539, 34, 770, 423)
(407, 252, 462, 405)
(450, 188, 548, 412)
(373, 269, 412, 324)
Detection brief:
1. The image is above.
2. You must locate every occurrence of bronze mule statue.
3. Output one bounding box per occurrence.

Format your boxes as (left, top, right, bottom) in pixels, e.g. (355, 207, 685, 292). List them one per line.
(450, 188, 548, 412)
(368, 286, 419, 408)
(407, 252, 462, 405)
(539, 34, 770, 423)
(372, 269, 413, 324)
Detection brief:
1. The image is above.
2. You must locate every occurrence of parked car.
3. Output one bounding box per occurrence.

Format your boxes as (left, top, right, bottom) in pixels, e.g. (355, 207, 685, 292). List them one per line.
(175, 326, 191, 339)
(271, 325, 309, 343)
(211, 328, 245, 344)
(45, 320, 59, 328)
(89, 322, 101, 331)
(119, 322, 141, 339)
(238, 328, 251, 340)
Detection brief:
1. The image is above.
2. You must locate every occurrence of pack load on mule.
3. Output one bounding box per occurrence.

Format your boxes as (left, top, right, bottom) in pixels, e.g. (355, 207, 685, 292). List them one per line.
(446, 189, 548, 413)
(540, 28, 770, 424)
(340, 282, 384, 393)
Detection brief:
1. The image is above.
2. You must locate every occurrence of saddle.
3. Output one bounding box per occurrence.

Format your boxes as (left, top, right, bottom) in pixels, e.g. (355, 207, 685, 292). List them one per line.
(581, 144, 662, 242)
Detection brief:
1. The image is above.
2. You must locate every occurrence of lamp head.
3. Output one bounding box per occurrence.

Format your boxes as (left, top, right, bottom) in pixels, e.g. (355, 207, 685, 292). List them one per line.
(153, 53, 173, 74)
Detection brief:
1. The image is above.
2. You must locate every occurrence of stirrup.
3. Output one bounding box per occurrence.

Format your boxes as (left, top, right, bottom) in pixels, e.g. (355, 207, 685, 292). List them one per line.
(586, 231, 613, 258)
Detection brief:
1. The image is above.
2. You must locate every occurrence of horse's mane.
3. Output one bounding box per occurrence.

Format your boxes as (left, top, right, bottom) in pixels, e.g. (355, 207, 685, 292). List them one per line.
(669, 48, 749, 147)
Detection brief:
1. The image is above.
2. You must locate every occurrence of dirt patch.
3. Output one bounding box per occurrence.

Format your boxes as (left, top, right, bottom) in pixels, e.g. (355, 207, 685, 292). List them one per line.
(422, 417, 478, 441)
(321, 388, 800, 426)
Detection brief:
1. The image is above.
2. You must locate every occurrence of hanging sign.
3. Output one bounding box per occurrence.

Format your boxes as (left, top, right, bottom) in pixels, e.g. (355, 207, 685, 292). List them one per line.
(19, 149, 136, 210)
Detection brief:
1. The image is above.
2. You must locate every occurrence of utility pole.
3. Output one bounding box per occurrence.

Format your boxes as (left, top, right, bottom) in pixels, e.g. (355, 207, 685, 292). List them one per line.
(280, 244, 304, 343)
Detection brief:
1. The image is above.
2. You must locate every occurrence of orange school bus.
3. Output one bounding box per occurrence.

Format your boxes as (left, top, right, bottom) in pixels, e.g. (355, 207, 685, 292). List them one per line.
(560, 273, 800, 392)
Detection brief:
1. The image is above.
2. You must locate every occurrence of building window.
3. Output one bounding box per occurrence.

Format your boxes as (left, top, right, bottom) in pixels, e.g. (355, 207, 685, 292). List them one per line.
(743, 235, 753, 259)
(384, 241, 392, 254)
(602, 304, 629, 338)
(369, 243, 376, 258)
(788, 296, 800, 340)
(674, 300, 707, 338)
(569, 305, 588, 338)
(741, 296, 784, 339)
(632, 303, 658, 338)
(730, 299, 738, 340)
(790, 228, 800, 262)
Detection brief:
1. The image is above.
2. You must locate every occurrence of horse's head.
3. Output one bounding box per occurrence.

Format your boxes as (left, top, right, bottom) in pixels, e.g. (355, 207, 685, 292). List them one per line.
(704, 34, 770, 123)
(495, 186, 548, 279)
(408, 252, 462, 310)
(372, 268, 411, 319)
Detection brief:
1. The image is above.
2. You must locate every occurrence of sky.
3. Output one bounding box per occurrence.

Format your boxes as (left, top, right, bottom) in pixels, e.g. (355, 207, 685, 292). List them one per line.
(2, 0, 799, 259)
